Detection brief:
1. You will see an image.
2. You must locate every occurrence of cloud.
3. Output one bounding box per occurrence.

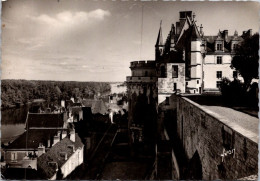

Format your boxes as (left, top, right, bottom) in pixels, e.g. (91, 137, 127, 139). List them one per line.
(29, 9, 111, 28)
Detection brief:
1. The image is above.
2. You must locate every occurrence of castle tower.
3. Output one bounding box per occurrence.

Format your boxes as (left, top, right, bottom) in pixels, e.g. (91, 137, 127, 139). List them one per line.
(126, 61, 158, 145)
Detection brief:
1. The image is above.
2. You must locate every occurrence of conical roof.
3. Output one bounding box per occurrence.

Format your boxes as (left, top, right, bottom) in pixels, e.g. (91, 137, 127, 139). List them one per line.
(155, 21, 163, 46)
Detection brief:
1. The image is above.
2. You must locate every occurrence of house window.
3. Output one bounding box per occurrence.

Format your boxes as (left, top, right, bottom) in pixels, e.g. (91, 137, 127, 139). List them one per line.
(217, 56, 222, 64)
(11, 152, 17, 161)
(233, 71, 238, 78)
(216, 71, 222, 79)
(174, 83, 177, 91)
(186, 82, 188, 86)
(165, 97, 169, 105)
(216, 81, 222, 88)
(216, 43, 222, 51)
(172, 65, 178, 78)
(160, 66, 166, 78)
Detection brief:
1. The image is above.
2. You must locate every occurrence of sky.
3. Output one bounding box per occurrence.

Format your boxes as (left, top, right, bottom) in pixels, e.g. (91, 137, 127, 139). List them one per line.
(1, 0, 259, 82)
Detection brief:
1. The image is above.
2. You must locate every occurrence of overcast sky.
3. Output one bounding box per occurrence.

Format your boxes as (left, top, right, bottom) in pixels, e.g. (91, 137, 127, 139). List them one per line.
(1, 0, 259, 82)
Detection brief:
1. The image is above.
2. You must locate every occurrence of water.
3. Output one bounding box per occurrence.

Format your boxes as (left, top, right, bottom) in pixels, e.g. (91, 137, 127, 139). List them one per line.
(1, 106, 29, 144)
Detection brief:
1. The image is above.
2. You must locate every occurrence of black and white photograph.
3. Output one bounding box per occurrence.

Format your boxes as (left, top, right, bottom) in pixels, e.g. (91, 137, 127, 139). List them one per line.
(0, 0, 259, 180)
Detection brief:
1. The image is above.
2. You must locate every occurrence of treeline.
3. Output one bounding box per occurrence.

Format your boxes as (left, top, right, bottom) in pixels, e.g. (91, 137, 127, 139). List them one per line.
(1, 79, 111, 109)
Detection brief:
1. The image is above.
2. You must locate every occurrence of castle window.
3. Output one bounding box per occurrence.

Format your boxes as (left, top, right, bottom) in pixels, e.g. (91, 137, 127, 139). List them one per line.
(174, 83, 177, 91)
(216, 43, 223, 51)
(217, 56, 222, 64)
(216, 81, 222, 88)
(233, 71, 238, 78)
(216, 71, 222, 79)
(197, 80, 199, 84)
(160, 66, 166, 78)
(172, 65, 178, 78)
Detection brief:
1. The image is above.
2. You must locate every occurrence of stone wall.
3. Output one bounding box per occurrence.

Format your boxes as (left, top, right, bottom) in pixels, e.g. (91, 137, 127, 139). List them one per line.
(176, 96, 258, 180)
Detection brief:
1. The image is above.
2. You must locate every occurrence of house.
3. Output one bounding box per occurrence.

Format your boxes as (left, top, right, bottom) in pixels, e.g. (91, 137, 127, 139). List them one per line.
(82, 99, 108, 115)
(4, 112, 69, 170)
(4, 129, 66, 170)
(37, 130, 84, 180)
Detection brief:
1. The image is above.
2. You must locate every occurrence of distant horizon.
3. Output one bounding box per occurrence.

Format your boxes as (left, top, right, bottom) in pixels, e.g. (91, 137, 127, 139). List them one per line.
(1, 78, 125, 83)
(2, 1, 259, 82)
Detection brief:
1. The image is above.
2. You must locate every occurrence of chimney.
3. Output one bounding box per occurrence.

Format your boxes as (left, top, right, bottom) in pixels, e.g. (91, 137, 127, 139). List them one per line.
(47, 138, 51, 147)
(52, 135, 60, 146)
(38, 143, 45, 156)
(61, 130, 67, 139)
(223, 30, 228, 41)
(61, 100, 65, 108)
(69, 129, 75, 142)
(200, 24, 203, 36)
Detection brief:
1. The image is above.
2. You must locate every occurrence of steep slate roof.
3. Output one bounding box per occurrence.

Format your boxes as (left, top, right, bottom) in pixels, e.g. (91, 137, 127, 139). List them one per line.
(82, 99, 108, 115)
(6, 129, 63, 149)
(37, 134, 83, 179)
(26, 113, 65, 129)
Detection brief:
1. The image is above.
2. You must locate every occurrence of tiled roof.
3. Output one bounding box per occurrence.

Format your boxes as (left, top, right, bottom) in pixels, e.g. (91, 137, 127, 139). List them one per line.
(71, 107, 82, 114)
(6, 129, 63, 149)
(37, 134, 84, 179)
(82, 99, 108, 114)
(26, 113, 65, 129)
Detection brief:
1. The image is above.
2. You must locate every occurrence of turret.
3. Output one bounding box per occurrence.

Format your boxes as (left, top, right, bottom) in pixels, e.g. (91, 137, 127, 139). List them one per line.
(155, 20, 164, 61)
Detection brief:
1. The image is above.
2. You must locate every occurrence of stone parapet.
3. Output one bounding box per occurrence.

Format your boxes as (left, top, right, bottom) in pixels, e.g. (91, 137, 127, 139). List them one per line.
(130, 60, 156, 69)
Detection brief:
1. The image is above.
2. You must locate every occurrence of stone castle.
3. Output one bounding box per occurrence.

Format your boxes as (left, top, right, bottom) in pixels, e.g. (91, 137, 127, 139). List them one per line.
(126, 11, 257, 180)
(126, 11, 252, 139)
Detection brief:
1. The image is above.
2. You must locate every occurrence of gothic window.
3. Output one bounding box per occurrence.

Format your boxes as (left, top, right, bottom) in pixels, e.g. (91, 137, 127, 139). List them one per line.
(172, 65, 178, 78)
(216, 71, 222, 79)
(217, 56, 222, 64)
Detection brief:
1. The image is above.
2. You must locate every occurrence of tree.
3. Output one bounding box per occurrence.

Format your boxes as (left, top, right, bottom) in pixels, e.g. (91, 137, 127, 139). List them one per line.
(231, 33, 259, 90)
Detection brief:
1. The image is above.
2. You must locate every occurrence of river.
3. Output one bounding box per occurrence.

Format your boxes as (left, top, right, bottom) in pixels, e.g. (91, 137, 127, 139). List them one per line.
(1, 106, 30, 144)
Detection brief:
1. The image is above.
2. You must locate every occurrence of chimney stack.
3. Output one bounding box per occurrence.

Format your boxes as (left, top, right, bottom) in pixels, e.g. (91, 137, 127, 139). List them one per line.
(61, 100, 65, 108)
(69, 129, 75, 142)
(38, 143, 45, 156)
(52, 135, 60, 146)
(61, 130, 67, 139)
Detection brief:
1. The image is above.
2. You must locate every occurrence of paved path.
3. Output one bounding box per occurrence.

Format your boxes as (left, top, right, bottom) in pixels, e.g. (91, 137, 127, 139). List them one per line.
(203, 106, 259, 135)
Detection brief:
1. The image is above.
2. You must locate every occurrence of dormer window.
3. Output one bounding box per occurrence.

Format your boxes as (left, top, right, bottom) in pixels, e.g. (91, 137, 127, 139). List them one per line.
(216, 43, 222, 51)
(233, 44, 238, 51)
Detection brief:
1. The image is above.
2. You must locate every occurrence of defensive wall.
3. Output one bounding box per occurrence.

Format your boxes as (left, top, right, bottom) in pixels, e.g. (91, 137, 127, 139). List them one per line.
(176, 95, 258, 180)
